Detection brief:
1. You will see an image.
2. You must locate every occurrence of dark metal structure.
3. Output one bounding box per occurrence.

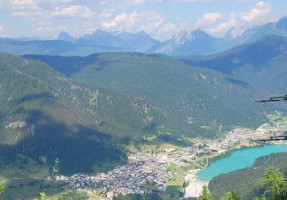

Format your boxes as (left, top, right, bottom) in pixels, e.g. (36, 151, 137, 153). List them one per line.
(255, 94, 287, 141)
(257, 135, 287, 142)
(254, 94, 287, 103)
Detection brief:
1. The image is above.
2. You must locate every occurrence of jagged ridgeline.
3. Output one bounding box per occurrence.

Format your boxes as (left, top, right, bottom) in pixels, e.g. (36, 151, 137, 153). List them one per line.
(0, 53, 163, 174)
(25, 52, 275, 138)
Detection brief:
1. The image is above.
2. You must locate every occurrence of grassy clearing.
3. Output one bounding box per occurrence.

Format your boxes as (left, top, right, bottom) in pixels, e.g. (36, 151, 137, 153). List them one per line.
(165, 185, 182, 195)
(0, 154, 61, 200)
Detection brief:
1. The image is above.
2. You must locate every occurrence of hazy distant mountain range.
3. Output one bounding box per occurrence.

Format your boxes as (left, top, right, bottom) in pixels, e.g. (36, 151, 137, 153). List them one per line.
(1, 17, 287, 56)
(229, 16, 287, 45)
(151, 16, 287, 55)
(149, 29, 231, 55)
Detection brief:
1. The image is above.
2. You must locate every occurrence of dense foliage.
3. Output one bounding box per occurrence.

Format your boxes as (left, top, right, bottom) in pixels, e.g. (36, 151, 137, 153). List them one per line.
(58, 190, 89, 200)
(113, 193, 163, 200)
(25, 52, 273, 138)
(0, 185, 5, 194)
(257, 166, 287, 200)
(0, 53, 164, 175)
(199, 186, 212, 200)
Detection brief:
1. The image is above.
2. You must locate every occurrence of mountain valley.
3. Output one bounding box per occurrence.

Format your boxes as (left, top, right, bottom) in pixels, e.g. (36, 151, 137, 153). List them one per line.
(24, 52, 278, 139)
(1, 14, 287, 200)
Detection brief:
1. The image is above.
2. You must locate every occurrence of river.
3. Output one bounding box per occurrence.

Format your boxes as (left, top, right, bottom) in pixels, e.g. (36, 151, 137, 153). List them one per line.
(196, 144, 287, 180)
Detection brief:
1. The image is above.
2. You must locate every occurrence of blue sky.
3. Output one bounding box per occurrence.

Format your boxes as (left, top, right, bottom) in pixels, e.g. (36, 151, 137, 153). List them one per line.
(0, 0, 286, 41)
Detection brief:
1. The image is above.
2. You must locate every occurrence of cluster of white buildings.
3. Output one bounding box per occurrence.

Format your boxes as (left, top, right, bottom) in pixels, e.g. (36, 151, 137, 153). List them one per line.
(56, 159, 172, 198)
(55, 124, 287, 199)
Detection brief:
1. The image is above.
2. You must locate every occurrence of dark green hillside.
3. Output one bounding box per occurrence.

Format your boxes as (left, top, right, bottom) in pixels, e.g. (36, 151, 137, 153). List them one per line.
(26, 53, 275, 138)
(0, 53, 161, 174)
(179, 35, 287, 94)
(209, 152, 287, 200)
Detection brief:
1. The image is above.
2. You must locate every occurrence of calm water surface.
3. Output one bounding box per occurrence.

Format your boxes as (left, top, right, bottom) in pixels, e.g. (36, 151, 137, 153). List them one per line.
(196, 144, 287, 180)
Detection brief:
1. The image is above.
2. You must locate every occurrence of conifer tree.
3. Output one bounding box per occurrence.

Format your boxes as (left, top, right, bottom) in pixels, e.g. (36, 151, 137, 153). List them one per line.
(198, 186, 212, 200)
(256, 166, 287, 200)
(0, 185, 6, 194)
(220, 191, 240, 200)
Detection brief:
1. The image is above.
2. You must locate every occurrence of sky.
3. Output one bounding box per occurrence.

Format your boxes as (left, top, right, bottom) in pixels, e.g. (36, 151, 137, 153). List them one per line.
(0, 0, 286, 41)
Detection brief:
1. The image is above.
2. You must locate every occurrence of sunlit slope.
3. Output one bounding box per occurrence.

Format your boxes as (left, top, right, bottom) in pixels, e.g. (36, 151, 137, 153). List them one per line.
(0, 53, 162, 174)
(26, 53, 276, 138)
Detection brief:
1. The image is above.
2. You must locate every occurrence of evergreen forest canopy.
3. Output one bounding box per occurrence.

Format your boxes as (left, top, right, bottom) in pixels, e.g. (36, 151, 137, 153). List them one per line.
(2, 51, 276, 176)
(24, 52, 281, 138)
(0, 53, 169, 175)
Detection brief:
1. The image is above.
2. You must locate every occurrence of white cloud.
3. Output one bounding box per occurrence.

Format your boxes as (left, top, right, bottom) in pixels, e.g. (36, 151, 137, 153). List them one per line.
(102, 13, 128, 28)
(206, 1, 271, 36)
(36, 25, 70, 34)
(0, 0, 279, 41)
(0, 0, 113, 20)
(153, 22, 178, 41)
(240, 1, 270, 22)
(140, 14, 164, 32)
(99, 0, 146, 7)
(0, 25, 3, 32)
(11, 0, 39, 9)
(158, 22, 176, 33)
(12, 10, 42, 17)
(125, 0, 147, 6)
(37, 26, 53, 32)
(0, 0, 41, 11)
(97, 9, 113, 18)
(101, 10, 164, 33)
(99, 0, 209, 7)
(38, 21, 51, 26)
(51, 5, 94, 18)
(195, 12, 223, 26)
(0, 0, 42, 17)
(208, 18, 237, 34)
(0, 0, 94, 11)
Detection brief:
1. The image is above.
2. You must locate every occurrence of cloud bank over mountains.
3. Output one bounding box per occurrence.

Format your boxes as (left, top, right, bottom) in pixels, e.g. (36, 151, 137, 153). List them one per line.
(0, 0, 285, 40)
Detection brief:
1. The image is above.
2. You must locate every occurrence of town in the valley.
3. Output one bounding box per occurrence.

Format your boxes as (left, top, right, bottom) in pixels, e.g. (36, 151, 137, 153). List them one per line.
(54, 122, 287, 199)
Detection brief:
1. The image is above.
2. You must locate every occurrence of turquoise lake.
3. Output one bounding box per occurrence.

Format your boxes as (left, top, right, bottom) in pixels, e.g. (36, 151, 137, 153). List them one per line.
(196, 144, 287, 180)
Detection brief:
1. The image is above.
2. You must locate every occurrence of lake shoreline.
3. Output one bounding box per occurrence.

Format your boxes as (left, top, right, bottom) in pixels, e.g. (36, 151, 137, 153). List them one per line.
(184, 143, 287, 198)
(184, 169, 209, 198)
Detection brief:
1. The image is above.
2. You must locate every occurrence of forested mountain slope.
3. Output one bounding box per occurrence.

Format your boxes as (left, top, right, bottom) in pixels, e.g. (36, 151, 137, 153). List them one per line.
(179, 35, 287, 94)
(0, 53, 163, 174)
(25, 53, 278, 138)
